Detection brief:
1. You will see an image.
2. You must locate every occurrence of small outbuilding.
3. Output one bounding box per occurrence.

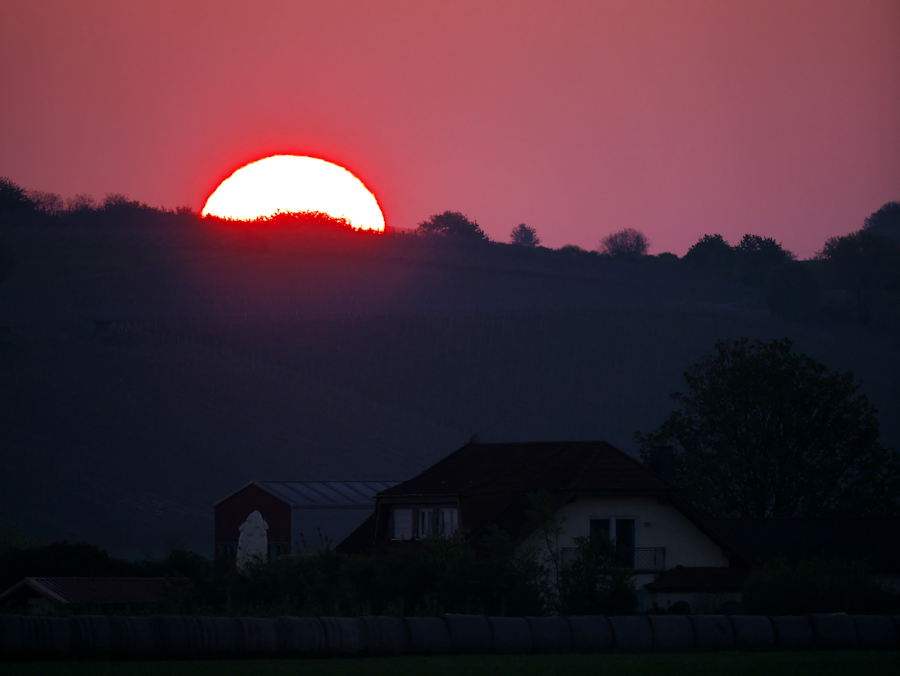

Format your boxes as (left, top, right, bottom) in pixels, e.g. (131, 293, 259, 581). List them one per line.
(214, 480, 399, 560)
(0, 577, 167, 615)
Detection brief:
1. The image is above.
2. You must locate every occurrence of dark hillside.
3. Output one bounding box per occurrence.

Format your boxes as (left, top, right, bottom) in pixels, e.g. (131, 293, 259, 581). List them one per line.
(1, 218, 897, 557)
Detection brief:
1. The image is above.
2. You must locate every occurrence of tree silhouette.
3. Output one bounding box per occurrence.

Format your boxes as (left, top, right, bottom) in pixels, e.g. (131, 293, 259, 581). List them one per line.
(0, 177, 35, 212)
(597, 228, 648, 259)
(863, 201, 900, 244)
(818, 229, 900, 326)
(27, 190, 65, 216)
(510, 223, 540, 247)
(682, 234, 735, 272)
(417, 211, 488, 240)
(637, 338, 899, 518)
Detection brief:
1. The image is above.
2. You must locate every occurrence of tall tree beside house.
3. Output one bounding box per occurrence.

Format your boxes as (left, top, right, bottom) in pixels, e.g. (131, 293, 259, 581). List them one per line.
(637, 338, 900, 518)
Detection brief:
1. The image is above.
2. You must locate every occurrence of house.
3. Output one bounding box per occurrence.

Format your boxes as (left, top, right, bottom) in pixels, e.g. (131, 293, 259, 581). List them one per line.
(337, 441, 749, 612)
(0, 577, 167, 615)
(214, 480, 399, 560)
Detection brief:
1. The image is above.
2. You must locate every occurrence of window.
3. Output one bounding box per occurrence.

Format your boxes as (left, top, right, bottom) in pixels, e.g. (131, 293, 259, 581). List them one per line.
(392, 508, 413, 539)
(419, 508, 434, 536)
(439, 508, 458, 536)
(590, 516, 636, 567)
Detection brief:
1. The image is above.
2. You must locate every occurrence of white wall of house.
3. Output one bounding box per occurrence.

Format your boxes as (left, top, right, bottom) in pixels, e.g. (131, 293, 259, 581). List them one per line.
(517, 495, 731, 610)
(543, 495, 729, 568)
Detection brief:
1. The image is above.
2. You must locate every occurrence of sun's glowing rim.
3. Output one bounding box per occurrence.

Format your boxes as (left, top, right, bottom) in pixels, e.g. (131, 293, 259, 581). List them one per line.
(201, 155, 385, 231)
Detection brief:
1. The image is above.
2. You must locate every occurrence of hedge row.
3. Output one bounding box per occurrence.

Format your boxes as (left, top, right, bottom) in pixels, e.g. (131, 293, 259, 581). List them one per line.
(2, 613, 899, 659)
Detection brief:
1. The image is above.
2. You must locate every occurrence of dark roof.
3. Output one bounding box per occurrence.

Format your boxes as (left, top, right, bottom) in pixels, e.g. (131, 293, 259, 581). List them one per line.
(0, 577, 168, 605)
(644, 566, 751, 593)
(716, 518, 900, 573)
(352, 441, 744, 561)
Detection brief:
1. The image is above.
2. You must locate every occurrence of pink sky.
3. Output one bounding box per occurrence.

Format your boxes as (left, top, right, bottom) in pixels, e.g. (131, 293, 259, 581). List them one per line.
(2, 0, 898, 257)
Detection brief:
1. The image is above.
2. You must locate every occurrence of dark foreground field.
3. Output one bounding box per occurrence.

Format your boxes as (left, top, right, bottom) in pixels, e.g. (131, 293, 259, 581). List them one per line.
(5, 652, 900, 676)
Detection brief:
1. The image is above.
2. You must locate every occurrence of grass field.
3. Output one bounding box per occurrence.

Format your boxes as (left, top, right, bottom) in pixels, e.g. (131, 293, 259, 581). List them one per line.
(4, 653, 899, 676)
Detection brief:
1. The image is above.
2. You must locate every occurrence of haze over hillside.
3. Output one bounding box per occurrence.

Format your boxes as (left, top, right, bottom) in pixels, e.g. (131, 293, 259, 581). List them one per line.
(1, 217, 897, 557)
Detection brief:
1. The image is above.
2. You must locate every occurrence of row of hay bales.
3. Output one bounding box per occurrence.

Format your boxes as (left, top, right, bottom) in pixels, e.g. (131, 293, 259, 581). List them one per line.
(1, 614, 898, 659)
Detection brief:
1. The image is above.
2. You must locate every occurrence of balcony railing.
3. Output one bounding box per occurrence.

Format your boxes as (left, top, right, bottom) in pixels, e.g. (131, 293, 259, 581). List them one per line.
(561, 547, 666, 574)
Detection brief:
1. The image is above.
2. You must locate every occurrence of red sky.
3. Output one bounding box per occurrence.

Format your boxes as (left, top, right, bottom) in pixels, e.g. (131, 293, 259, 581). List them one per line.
(2, 0, 898, 257)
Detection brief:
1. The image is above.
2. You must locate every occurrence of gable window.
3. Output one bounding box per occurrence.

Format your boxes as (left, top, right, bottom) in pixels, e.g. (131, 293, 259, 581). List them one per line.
(439, 508, 458, 536)
(590, 517, 636, 567)
(392, 508, 413, 540)
(418, 508, 434, 536)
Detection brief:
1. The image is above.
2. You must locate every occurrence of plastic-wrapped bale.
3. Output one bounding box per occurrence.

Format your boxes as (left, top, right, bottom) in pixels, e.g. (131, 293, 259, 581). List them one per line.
(403, 617, 451, 655)
(238, 617, 279, 655)
(107, 616, 156, 656)
(567, 616, 613, 653)
(72, 615, 114, 654)
(276, 616, 326, 655)
(444, 614, 492, 654)
(729, 615, 775, 651)
(194, 616, 240, 655)
(0, 615, 34, 655)
(154, 615, 204, 656)
(809, 613, 857, 650)
(609, 616, 653, 653)
(29, 616, 74, 656)
(359, 616, 409, 656)
(853, 615, 898, 650)
(488, 616, 532, 654)
(321, 617, 365, 655)
(689, 615, 735, 651)
(525, 616, 572, 653)
(648, 615, 694, 652)
(771, 616, 814, 651)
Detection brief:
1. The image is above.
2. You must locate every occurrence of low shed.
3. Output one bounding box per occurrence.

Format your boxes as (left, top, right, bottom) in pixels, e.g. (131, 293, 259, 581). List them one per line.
(0, 577, 167, 615)
(214, 481, 398, 560)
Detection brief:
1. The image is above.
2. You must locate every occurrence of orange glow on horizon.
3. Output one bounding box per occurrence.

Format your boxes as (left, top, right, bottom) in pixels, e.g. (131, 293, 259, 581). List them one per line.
(201, 155, 385, 231)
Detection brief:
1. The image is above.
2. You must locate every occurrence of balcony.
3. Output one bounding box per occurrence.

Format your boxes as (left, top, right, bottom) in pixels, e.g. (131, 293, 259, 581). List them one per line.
(561, 547, 666, 574)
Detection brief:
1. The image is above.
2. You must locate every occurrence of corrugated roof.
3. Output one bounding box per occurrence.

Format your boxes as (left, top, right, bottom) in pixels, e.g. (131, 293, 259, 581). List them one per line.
(257, 481, 399, 508)
(0, 577, 168, 605)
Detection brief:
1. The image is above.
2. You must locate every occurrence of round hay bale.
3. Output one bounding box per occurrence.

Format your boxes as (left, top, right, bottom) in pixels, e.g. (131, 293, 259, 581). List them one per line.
(444, 614, 491, 654)
(30, 616, 73, 655)
(0, 615, 32, 654)
(195, 616, 239, 655)
(853, 615, 897, 650)
(153, 614, 203, 656)
(276, 616, 326, 655)
(525, 616, 572, 653)
(729, 615, 775, 651)
(609, 616, 653, 653)
(108, 616, 155, 655)
(488, 616, 532, 654)
(238, 617, 278, 655)
(403, 616, 451, 655)
(771, 615, 814, 651)
(689, 615, 735, 651)
(648, 615, 694, 652)
(359, 616, 409, 655)
(321, 616, 364, 655)
(72, 615, 114, 654)
(567, 616, 613, 653)
(809, 613, 857, 650)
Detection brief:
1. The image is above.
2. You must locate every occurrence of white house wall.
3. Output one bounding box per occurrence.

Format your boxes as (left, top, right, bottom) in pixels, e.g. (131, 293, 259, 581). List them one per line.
(519, 495, 729, 569)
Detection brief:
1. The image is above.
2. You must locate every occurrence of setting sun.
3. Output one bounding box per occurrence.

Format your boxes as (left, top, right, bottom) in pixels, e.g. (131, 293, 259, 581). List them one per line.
(201, 155, 385, 231)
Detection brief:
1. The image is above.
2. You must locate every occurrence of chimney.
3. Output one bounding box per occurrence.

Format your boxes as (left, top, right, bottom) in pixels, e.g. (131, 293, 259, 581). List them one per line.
(647, 444, 674, 481)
